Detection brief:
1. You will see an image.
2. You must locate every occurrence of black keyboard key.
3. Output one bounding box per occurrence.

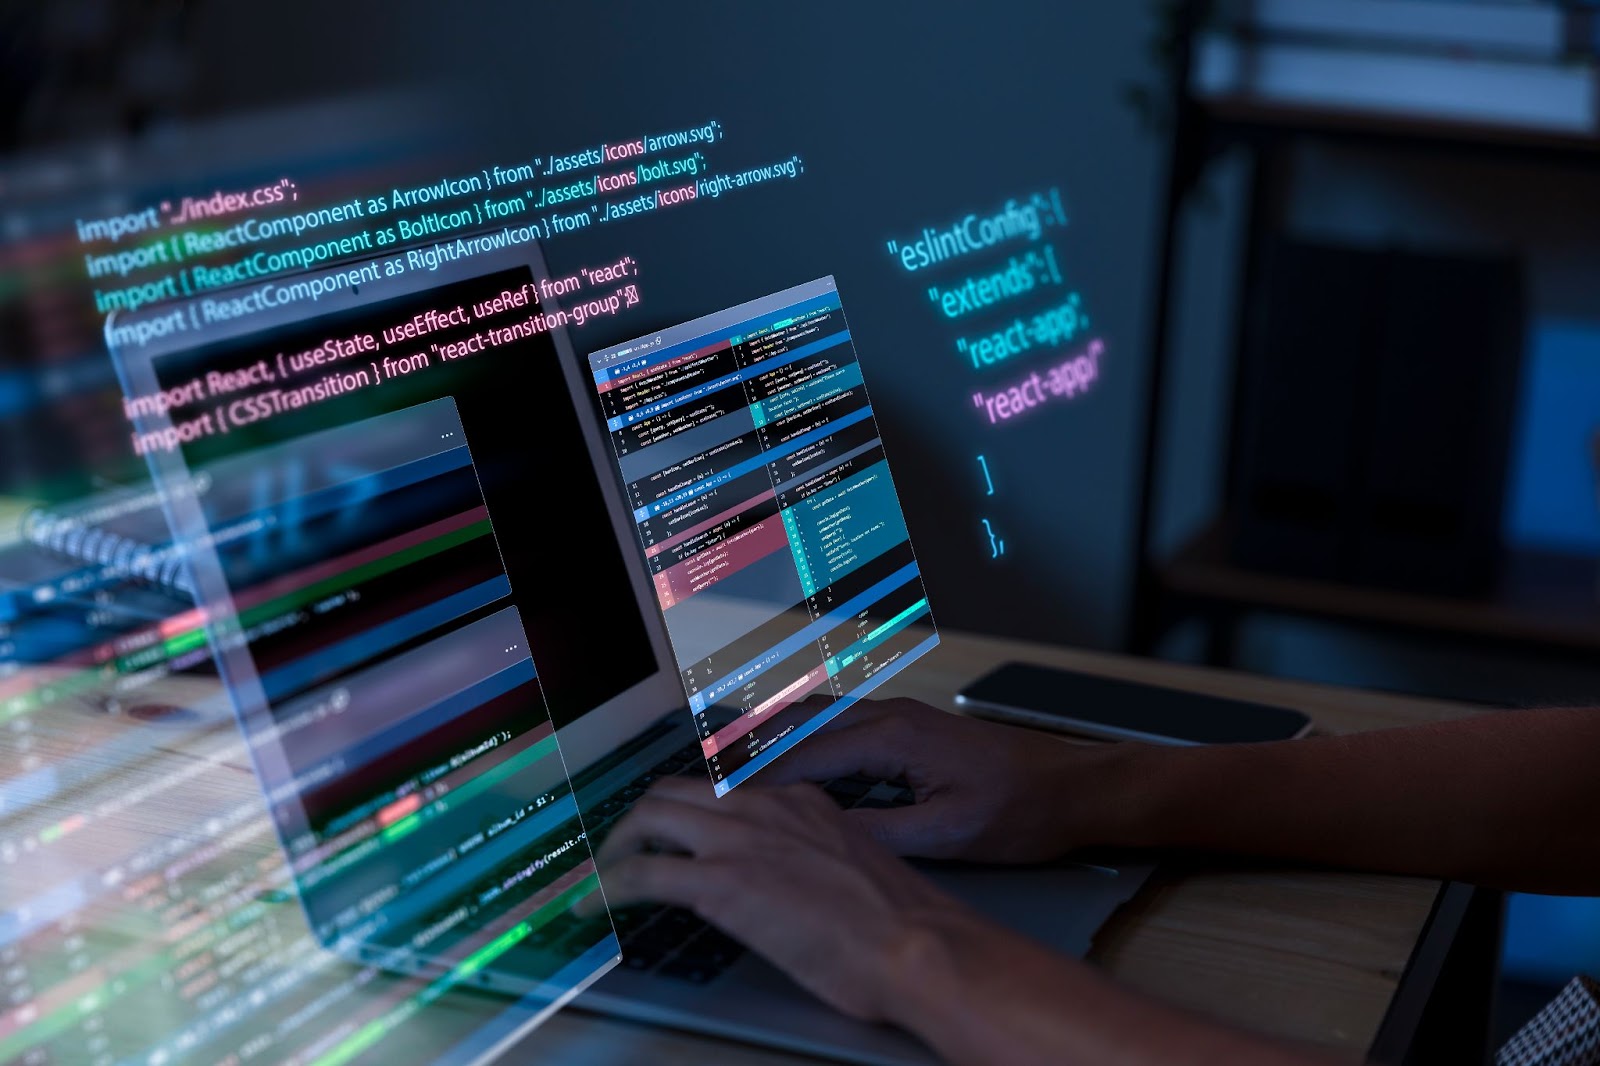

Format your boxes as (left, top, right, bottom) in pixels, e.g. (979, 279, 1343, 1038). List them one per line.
(625, 911, 693, 950)
(674, 929, 745, 968)
(656, 928, 746, 982)
(621, 924, 681, 965)
(652, 907, 703, 935)
(620, 907, 705, 966)
(658, 957, 719, 984)
(609, 905, 656, 933)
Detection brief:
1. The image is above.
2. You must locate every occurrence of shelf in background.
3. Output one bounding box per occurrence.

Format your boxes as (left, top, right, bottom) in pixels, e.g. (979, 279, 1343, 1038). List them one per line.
(1196, 94, 1600, 159)
(1159, 520, 1600, 653)
(1189, 22, 1600, 157)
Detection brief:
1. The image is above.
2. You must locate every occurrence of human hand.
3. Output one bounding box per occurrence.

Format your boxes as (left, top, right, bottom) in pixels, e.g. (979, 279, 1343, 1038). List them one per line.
(576, 776, 982, 1024)
(764, 696, 1141, 864)
(580, 773, 1329, 1066)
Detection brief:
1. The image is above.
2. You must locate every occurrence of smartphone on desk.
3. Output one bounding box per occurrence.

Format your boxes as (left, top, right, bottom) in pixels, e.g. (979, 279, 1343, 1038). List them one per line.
(954, 661, 1313, 745)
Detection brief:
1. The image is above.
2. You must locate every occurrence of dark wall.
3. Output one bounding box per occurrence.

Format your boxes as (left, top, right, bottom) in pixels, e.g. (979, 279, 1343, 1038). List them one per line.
(171, 1, 1166, 649)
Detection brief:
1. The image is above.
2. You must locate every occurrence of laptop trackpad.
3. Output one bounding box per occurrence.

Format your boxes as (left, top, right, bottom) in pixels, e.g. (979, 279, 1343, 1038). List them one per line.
(910, 859, 1152, 959)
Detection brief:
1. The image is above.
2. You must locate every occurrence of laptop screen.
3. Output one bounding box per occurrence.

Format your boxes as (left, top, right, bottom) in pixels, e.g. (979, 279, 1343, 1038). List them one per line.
(587, 278, 939, 795)
(113, 262, 668, 1063)
(149, 267, 657, 731)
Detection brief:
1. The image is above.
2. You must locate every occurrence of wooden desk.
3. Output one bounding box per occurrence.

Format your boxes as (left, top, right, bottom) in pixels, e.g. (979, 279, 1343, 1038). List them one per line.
(7, 629, 1476, 1064)
(519, 627, 1479, 1064)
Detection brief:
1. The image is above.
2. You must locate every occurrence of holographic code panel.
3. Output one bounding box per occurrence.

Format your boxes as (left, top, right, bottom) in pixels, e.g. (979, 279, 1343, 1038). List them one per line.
(589, 279, 938, 796)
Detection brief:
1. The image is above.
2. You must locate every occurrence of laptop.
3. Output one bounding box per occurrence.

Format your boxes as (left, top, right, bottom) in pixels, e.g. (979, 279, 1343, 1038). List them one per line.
(108, 240, 1150, 1066)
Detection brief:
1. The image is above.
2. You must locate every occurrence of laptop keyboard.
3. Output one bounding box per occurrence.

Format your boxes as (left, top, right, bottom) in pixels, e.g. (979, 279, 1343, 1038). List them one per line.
(578, 741, 914, 984)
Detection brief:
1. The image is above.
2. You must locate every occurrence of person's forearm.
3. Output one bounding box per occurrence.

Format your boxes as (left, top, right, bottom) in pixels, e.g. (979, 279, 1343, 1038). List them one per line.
(885, 907, 1332, 1066)
(1089, 707, 1600, 894)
